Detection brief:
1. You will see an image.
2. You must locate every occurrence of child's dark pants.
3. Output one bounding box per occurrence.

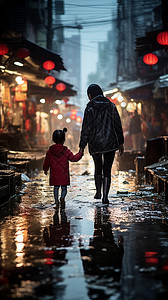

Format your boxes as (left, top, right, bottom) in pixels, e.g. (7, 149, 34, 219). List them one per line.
(54, 185, 67, 203)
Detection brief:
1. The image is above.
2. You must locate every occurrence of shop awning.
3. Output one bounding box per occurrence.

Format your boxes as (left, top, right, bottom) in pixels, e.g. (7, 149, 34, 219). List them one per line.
(117, 80, 155, 100)
(1, 37, 66, 71)
(0, 37, 77, 98)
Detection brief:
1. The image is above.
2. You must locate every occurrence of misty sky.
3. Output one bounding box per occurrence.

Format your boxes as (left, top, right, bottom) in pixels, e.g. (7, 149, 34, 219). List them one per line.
(61, 0, 117, 100)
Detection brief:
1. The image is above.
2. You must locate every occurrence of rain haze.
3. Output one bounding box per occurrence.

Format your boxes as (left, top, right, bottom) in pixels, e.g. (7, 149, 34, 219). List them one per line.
(63, 0, 116, 103)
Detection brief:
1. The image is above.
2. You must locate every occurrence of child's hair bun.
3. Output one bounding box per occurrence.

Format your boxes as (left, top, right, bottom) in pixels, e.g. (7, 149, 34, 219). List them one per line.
(63, 127, 68, 133)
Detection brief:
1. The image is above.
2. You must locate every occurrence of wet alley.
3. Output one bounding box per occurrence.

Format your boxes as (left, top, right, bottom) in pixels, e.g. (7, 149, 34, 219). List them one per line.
(0, 158, 168, 300)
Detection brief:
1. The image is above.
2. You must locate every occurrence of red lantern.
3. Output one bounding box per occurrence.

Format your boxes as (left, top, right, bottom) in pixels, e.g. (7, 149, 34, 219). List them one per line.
(16, 48, 30, 58)
(157, 31, 168, 45)
(43, 60, 55, 71)
(76, 116, 82, 123)
(70, 114, 76, 120)
(53, 108, 59, 115)
(45, 76, 56, 85)
(70, 109, 77, 120)
(157, 31, 168, 51)
(56, 83, 66, 92)
(71, 109, 77, 115)
(0, 43, 8, 55)
(143, 53, 158, 69)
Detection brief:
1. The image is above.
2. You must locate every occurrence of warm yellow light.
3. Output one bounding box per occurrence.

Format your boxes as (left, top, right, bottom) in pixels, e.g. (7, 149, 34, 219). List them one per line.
(118, 95, 124, 102)
(104, 88, 118, 95)
(111, 92, 121, 99)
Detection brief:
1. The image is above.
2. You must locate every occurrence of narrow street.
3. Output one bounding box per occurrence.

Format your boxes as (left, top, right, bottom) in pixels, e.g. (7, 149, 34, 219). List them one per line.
(0, 157, 168, 300)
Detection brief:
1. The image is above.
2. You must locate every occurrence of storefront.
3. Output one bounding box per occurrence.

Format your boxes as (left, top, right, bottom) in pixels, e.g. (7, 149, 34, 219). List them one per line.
(0, 38, 76, 150)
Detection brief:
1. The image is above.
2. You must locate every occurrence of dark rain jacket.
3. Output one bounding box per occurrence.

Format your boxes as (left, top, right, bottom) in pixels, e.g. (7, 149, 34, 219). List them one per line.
(43, 144, 82, 186)
(79, 95, 124, 155)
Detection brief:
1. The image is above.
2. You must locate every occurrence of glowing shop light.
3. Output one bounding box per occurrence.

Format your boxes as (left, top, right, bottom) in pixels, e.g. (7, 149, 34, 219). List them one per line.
(104, 88, 118, 95)
(57, 114, 63, 120)
(121, 101, 126, 107)
(111, 92, 120, 100)
(40, 98, 46, 104)
(15, 76, 24, 84)
(66, 118, 71, 123)
(55, 99, 62, 105)
(53, 109, 59, 115)
(14, 61, 24, 67)
(118, 95, 124, 102)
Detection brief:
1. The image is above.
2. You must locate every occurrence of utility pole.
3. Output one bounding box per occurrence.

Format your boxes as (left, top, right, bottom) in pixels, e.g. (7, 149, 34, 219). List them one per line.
(47, 0, 53, 50)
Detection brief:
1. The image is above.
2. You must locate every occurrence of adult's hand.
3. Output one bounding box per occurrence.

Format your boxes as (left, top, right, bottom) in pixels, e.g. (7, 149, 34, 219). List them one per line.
(118, 144, 124, 156)
(79, 148, 84, 155)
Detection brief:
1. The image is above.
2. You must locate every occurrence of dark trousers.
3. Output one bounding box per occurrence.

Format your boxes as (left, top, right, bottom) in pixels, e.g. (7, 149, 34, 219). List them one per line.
(92, 151, 115, 177)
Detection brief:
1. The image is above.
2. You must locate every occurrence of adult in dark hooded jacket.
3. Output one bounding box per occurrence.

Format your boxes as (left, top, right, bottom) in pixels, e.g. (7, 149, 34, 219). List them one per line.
(79, 84, 124, 204)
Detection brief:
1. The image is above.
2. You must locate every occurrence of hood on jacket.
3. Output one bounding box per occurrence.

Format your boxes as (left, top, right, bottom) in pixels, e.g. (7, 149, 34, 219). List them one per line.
(49, 144, 67, 158)
(87, 95, 112, 111)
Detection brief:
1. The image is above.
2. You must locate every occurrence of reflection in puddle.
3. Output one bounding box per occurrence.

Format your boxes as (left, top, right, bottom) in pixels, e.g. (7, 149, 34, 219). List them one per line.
(43, 208, 73, 266)
(80, 206, 124, 299)
(1, 163, 168, 299)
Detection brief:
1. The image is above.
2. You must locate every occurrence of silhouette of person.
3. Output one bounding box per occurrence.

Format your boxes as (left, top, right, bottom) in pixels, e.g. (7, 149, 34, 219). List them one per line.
(129, 110, 142, 151)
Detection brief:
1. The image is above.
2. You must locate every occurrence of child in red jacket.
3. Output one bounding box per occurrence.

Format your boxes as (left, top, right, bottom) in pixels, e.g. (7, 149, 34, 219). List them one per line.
(43, 128, 83, 208)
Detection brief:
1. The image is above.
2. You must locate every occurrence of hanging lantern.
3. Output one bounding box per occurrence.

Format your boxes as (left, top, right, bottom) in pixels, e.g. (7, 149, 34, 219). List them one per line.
(70, 109, 77, 120)
(56, 82, 66, 92)
(0, 43, 8, 55)
(16, 48, 30, 59)
(53, 108, 59, 115)
(76, 116, 82, 123)
(43, 60, 55, 71)
(71, 109, 77, 115)
(45, 75, 56, 85)
(70, 114, 76, 120)
(143, 53, 158, 69)
(157, 31, 168, 51)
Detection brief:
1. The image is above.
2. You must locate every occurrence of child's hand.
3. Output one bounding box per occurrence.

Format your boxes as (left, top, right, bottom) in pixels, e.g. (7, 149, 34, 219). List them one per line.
(44, 170, 48, 175)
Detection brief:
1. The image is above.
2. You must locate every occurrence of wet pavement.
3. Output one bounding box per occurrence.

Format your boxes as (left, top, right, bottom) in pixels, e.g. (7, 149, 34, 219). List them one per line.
(0, 157, 168, 300)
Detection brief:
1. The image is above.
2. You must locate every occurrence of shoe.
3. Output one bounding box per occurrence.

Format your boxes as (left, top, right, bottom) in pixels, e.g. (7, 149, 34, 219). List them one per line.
(60, 197, 65, 209)
(102, 177, 111, 204)
(94, 175, 102, 199)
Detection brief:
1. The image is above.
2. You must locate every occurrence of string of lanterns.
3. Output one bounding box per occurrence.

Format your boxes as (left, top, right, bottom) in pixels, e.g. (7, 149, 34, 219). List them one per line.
(42, 59, 66, 90)
(0, 43, 67, 92)
(143, 30, 168, 69)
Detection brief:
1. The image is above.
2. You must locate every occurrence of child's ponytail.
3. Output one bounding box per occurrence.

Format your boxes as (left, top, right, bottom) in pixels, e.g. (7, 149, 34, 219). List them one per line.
(63, 127, 68, 133)
(53, 128, 67, 144)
